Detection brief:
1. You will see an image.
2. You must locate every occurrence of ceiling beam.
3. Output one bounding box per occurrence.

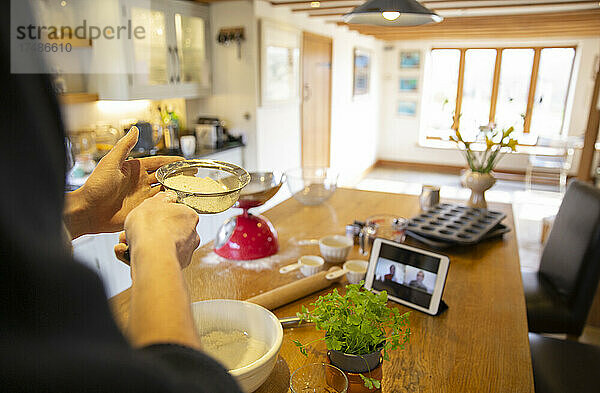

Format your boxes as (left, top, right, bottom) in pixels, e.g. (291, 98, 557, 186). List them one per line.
(273, 0, 599, 6)
(271, 0, 362, 5)
(431, 0, 600, 10)
(337, 9, 600, 40)
(292, 5, 357, 12)
(292, 1, 599, 13)
(310, 2, 600, 16)
(309, 12, 350, 16)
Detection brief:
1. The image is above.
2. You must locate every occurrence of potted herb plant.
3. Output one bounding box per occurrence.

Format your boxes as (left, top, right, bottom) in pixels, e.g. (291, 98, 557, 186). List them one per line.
(450, 125, 518, 208)
(293, 283, 410, 390)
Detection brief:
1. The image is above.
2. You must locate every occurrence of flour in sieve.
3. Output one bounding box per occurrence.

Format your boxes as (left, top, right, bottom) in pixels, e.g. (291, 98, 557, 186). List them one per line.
(164, 174, 227, 193)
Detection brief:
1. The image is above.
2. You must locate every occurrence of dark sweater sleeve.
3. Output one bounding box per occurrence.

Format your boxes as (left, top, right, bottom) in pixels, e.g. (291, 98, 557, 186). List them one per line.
(1, 249, 242, 393)
(141, 344, 243, 393)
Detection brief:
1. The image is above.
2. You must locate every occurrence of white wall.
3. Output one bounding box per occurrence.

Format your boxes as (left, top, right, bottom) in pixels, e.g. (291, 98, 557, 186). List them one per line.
(186, 0, 259, 169)
(254, 0, 382, 181)
(378, 37, 600, 173)
(329, 30, 381, 179)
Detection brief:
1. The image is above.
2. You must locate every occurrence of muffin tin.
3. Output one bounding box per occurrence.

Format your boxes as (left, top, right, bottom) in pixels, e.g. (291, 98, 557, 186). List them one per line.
(406, 203, 506, 245)
(406, 223, 510, 249)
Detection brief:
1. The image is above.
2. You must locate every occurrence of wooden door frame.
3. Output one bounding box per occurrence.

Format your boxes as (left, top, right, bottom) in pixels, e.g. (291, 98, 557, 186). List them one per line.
(577, 64, 600, 181)
(301, 31, 333, 167)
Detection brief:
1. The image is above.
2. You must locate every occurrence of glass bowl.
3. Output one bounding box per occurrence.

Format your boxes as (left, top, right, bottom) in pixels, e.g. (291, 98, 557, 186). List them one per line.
(156, 160, 250, 214)
(236, 171, 286, 209)
(285, 167, 339, 206)
(290, 363, 348, 393)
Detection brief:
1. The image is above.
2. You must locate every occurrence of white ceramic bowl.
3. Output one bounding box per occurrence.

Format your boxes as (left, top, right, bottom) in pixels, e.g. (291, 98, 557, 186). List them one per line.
(343, 260, 369, 284)
(319, 235, 353, 263)
(279, 255, 325, 276)
(191, 300, 283, 393)
(299, 255, 325, 276)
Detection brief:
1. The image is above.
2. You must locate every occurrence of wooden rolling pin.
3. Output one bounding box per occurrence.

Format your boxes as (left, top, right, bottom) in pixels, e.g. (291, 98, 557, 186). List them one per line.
(246, 267, 342, 310)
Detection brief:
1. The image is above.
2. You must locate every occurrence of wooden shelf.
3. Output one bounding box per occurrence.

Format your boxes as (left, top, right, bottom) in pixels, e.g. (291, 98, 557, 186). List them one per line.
(59, 93, 98, 104)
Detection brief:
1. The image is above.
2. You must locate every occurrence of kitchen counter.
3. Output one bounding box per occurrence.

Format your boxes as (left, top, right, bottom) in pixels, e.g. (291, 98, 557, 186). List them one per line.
(109, 188, 534, 393)
(191, 141, 245, 160)
(129, 140, 245, 160)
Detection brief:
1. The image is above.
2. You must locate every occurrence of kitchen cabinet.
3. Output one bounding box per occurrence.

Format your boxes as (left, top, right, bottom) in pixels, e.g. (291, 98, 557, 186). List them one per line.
(72, 233, 132, 298)
(198, 146, 244, 167)
(172, 1, 211, 97)
(90, 0, 211, 100)
(72, 213, 239, 298)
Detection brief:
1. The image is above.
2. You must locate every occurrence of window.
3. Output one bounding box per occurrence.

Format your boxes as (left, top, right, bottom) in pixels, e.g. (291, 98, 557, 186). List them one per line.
(530, 48, 576, 137)
(424, 46, 575, 140)
(424, 49, 460, 131)
(495, 49, 534, 132)
(460, 49, 497, 136)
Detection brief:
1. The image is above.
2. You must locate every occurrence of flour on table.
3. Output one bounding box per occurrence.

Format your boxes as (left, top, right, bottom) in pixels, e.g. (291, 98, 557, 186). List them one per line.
(199, 246, 300, 271)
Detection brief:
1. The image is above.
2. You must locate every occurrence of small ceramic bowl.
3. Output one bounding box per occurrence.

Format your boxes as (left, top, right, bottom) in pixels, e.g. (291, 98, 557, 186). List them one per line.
(319, 235, 353, 263)
(325, 260, 369, 284)
(279, 255, 325, 277)
(343, 260, 369, 284)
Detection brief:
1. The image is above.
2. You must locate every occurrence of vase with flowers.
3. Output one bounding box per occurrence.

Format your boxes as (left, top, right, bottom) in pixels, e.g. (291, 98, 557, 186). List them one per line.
(451, 125, 518, 208)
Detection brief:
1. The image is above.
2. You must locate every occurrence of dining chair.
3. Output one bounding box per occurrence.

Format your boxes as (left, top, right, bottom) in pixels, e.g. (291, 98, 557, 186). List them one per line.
(522, 180, 600, 337)
(529, 333, 600, 393)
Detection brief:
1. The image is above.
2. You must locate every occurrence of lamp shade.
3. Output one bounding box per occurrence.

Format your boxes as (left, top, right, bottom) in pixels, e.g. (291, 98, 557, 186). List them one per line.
(344, 0, 442, 26)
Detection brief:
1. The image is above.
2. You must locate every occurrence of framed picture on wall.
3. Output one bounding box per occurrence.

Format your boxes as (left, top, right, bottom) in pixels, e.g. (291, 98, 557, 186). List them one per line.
(399, 51, 420, 69)
(397, 100, 417, 117)
(353, 48, 371, 96)
(259, 19, 301, 106)
(399, 77, 418, 92)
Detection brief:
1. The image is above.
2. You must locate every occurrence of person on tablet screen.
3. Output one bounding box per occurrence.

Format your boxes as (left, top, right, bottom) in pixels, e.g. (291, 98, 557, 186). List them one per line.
(384, 265, 396, 282)
(409, 270, 429, 292)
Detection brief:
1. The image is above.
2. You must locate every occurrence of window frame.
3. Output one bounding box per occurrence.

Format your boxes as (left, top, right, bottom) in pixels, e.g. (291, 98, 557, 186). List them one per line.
(430, 45, 576, 136)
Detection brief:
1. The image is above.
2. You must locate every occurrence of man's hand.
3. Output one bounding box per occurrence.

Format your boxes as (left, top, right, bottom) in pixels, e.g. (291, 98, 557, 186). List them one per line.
(124, 191, 202, 350)
(63, 127, 183, 239)
(116, 191, 200, 269)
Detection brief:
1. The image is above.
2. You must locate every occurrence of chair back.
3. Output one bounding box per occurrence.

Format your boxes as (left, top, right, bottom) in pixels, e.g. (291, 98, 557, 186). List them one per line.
(539, 180, 600, 321)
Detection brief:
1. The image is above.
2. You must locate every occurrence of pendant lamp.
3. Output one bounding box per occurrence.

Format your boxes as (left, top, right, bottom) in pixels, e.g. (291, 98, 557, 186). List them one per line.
(344, 0, 443, 26)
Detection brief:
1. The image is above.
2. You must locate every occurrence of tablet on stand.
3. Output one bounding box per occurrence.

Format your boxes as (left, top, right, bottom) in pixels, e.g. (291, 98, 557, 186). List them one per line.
(364, 238, 450, 316)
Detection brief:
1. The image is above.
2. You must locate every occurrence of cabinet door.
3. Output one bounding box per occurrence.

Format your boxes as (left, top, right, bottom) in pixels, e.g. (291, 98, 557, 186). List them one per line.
(171, 1, 211, 97)
(124, 0, 176, 98)
(72, 233, 132, 298)
(203, 147, 244, 167)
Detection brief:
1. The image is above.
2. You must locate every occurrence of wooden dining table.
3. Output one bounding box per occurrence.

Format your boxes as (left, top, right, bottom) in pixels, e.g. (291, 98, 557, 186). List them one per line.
(110, 188, 534, 393)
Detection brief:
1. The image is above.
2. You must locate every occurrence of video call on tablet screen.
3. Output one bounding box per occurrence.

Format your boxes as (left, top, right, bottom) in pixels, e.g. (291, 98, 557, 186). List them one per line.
(372, 242, 441, 309)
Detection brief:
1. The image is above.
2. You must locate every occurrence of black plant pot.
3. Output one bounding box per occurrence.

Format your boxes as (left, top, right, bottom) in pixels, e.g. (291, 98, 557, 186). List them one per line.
(328, 347, 382, 374)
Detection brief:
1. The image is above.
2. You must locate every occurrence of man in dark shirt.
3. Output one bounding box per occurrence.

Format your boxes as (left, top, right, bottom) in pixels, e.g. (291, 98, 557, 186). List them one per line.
(408, 270, 429, 292)
(0, 4, 242, 392)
